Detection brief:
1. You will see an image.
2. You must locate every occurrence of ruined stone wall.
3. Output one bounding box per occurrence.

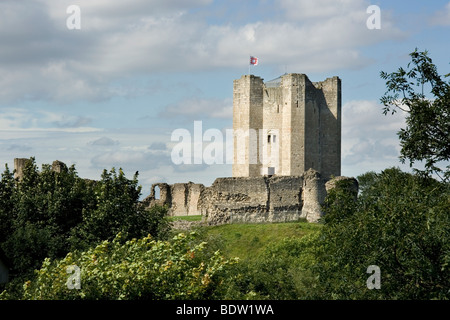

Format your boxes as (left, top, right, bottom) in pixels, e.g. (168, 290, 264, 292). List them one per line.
(51, 160, 68, 173)
(325, 176, 359, 198)
(300, 169, 327, 223)
(200, 169, 325, 224)
(143, 183, 172, 208)
(13, 158, 68, 181)
(12, 158, 356, 225)
(199, 176, 271, 224)
(144, 182, 205, 217)
(171, 182, 204, 216)
(147, 169, 357, 225)
(14, 158, 30, 180)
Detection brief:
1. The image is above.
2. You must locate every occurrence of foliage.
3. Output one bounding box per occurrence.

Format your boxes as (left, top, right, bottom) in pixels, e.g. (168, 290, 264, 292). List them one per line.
(380, 48, 450, 181)
(0, 158, 170, 284)
(198, 220, 320, 261)
(0, 165, 15, 244)
(313, 168, 450, 299)
(2, 158, 448, 300)
(1, 159, 87, 275)
(222, 232, 320, 300)
(1, 232, 237, 300)
(73, 168, 170, 248)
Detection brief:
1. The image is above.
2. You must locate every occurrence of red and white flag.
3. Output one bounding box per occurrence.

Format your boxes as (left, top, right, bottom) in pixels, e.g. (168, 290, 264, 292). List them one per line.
(250, 56, 258, 65)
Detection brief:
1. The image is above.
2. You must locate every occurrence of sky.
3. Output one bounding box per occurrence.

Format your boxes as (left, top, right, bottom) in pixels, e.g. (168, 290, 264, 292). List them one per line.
(0, 0, 449, 196)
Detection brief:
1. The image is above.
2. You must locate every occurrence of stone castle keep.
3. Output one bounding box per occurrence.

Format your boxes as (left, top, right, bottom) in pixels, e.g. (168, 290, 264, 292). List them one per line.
(12, 73, 357, 224)
(232, 73, 341, 179)
(143, 73, 356, 224)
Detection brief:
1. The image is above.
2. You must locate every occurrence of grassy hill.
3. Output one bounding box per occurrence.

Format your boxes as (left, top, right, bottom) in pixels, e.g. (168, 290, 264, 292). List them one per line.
(172, 216, 322, 261)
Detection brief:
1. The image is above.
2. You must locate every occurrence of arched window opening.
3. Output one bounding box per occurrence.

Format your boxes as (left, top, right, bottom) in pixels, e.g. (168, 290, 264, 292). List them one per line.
(154, 185, 161, 200)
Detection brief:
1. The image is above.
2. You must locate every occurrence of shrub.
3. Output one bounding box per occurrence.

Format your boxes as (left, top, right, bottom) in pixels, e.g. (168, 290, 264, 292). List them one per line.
(3, 232, 237, 300)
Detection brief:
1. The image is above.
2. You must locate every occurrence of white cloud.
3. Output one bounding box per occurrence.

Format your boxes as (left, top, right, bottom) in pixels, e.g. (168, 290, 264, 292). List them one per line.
(342, 100, 406, 134)
(0, 0, 406, 103)
(278, 0, 366, 20)
(0, 108, 99, 132)
(91, 151, 149, 167)
(341, 99, 408, 176)
(430, 2, 450, 26)
(39, 0, 213, 31)
(160, 97, 232, 120)
(88, 137, 119, 146)
(0, 109, 32, 129)
(149, 142, 167, 150)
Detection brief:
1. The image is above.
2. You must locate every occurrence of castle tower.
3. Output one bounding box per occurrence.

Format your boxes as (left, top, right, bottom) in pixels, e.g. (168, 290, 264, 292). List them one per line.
(232, 73, 341, 179)
(232, 75, 264, 177)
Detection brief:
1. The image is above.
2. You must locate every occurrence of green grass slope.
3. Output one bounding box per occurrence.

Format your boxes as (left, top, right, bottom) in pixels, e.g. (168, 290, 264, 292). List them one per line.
(188, 219, 322, 261)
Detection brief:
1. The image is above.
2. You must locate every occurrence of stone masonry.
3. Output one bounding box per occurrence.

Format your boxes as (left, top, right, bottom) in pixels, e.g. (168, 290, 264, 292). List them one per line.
(143, 182, 204, 216)
(11, 72, 354, 225)
(13, 158, 68, 180)
(142, 73, 358, 224)
(144, 169, 358, 224)
(232, 73, 341, 179)
(145, 72, 356, 224)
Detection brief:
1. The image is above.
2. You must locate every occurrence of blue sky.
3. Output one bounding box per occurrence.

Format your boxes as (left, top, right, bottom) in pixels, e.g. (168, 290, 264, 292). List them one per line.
(0, 0, 449, 195)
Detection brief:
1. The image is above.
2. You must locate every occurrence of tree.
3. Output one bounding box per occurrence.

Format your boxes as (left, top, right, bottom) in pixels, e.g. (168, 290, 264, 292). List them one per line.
(75, 168, 170, 247)
(313, 168, 449, 299)
(0, 159, 170, 285)
(1, 158, 87, 276)
(380, 48, 450, 181)
(0, 165, 15, 244)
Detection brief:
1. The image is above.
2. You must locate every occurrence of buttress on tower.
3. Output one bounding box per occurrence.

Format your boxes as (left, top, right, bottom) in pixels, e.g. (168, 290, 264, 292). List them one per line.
(232, 73, 341, 179)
